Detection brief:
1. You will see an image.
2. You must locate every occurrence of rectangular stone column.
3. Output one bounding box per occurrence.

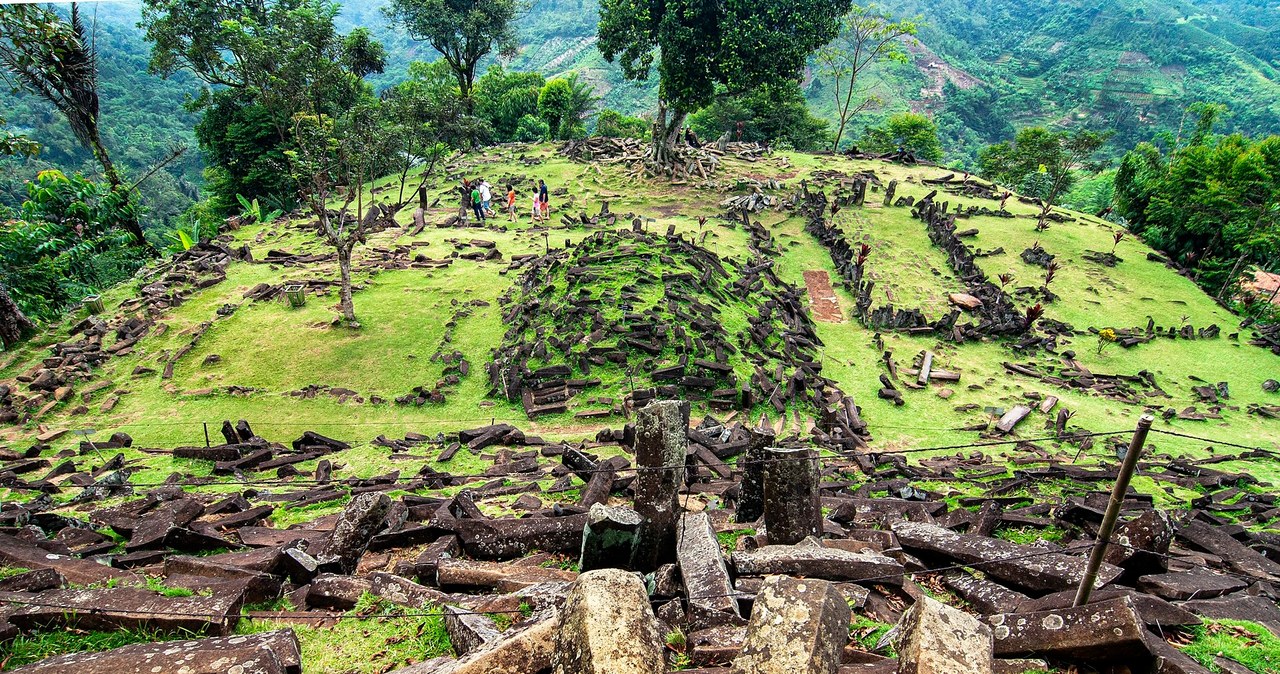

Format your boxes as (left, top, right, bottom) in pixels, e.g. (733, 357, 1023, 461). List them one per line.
(631, 400, 688, 571)
(762, 446, 821, 545)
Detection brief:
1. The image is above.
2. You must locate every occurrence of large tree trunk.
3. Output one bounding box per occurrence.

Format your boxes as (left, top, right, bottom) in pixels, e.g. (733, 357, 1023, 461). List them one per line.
(650, 100, 687, 170)
(337, 245, 357, 325)
(0, 282, 36, 350)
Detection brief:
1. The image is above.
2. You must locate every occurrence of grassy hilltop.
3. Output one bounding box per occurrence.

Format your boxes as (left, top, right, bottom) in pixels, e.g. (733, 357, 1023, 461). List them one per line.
(2, 142, 1278, 505)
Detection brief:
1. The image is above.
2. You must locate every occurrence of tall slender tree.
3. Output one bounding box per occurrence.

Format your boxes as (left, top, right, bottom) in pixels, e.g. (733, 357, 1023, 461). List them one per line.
(816, 5, 918, 152)
(0, 3, 148, 247)
(598, 0, 851, 168)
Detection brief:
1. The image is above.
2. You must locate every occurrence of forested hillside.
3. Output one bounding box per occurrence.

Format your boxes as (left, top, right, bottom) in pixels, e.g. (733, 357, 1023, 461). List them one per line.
(0, 2, 201, 230)
(3, 0, 1275, 186)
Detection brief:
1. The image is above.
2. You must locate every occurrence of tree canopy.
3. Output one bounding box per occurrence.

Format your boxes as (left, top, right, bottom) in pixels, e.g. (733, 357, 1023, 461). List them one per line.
(382, 0, 523, 107)
(597, 0, 851, 163)
(860, 112, 943, 162)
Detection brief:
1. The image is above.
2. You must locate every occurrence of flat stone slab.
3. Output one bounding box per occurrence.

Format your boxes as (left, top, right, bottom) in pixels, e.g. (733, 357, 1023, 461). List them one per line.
(677, 512, 741, 627)
(1176, 521, 1280, 582)
(730, 542, 904, 586)
(1137, 568, 1247, 601)
(8, 587, 242, 635)
(989, 596, 1149, 661)
(892, 522, 1120, 593)
(0, 534, 134, 586)
(6, 629, 301, 674)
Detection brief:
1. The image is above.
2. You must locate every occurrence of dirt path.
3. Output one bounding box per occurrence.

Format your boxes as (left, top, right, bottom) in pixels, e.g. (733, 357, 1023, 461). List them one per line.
(803, 270, 844, 323)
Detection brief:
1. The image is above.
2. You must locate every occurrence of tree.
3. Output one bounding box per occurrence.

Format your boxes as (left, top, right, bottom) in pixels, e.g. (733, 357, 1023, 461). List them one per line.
(538, 73, 598, 140)
(474, 65, 544, 142)
(0, 3, 148, 247)
(595, 109, 648, 139)
(978, 126, 1109, 228)
(142, 0, 385, 211)
(860, 112, 942, 161)
(688, 81, 830, 151)
(815, 5, 918, 151)
(597, 0, 850, 167)
(380, 80, 453, 207)
(382, 0, 523, 111)
(287, 107, 390, 326)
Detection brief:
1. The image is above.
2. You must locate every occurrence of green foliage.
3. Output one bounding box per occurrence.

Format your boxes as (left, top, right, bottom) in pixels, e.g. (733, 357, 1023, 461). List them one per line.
(1062, 169, 1117, 216)
(1114, 117, 1280, 298)
(860, 112, 943, 161)
(382, 0, 523, 102)
(1, 169, 145, 321)
(514, 114, 551, 142)
(689, 82, 831, 151)
(979, 127, 1110, 208)
(598, 0, 850, 151)
(594, 108, 648, 139)
(142, 0, 386, 217)
(474, 65, 545, 142)
(235, 194, 283, 225)
(538, 73, 597, 141)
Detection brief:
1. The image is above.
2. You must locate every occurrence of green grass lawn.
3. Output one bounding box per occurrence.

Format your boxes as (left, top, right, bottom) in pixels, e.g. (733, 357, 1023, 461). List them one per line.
(3, 142, 1278, 509)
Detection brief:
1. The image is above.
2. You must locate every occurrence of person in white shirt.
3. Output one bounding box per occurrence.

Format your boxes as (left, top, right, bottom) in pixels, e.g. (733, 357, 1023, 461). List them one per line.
(479, 180, 493, 216)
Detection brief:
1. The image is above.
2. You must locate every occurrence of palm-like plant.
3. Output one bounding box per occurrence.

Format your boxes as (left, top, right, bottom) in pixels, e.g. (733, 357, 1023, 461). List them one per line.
(0, 3, 148, 248)
(236, 194, 284, 225)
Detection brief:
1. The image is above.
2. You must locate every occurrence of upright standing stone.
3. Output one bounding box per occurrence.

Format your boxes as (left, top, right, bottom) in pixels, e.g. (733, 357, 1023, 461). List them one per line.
(736, 428, 775, 523)
(632, 400, 688, 570)
(677, 512, 741, 628)
(733, 575, 850, 674)
(762, 447, 821, 545)
(321, 492, 392, 574)
(551, 569, 666, 674)
(580, 503, 642, 572)
(896, 595, 994, 674)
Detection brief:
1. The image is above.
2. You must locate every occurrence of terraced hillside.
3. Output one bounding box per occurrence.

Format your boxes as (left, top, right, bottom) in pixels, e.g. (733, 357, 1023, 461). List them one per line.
(3, 143, 1280, 672)
(2, 142, 1277, 485)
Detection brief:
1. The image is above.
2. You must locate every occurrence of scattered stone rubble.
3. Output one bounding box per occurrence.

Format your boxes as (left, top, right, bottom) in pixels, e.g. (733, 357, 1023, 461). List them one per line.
(3, 399, 1278, 673)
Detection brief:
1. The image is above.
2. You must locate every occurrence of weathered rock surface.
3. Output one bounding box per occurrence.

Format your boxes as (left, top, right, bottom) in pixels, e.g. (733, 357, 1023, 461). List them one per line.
(896, 595, 994, 674)
(320, 492, 392, 573)
(731, 540, 904, 585)
(580, 503, 642, 572)
(8, 587, 242, 635)
(677, 512, 741, 628)
(733, 575, 850, 674)
(7, 629, 302, 674)
(989, 596, 1149, 660)
(551, 569, 666, 674)
(892, 521, 1120, 593)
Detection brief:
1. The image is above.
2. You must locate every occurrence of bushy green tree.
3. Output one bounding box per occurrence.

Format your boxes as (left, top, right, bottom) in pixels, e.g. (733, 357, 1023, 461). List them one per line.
(538, 73, 597, 140)
(597, 0, 850, 166)
(860, 112, 943, 161)
(382, 0, 523, 111)
(978, 126, 1109, 227)
(1116, 130, 1280, 299)
(142, 0, 384, 212)
(595, 109, 648, 139)
(514, 114, 550, 142)
(473, 65, 544, 142)
(688, 81, 830, 151)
